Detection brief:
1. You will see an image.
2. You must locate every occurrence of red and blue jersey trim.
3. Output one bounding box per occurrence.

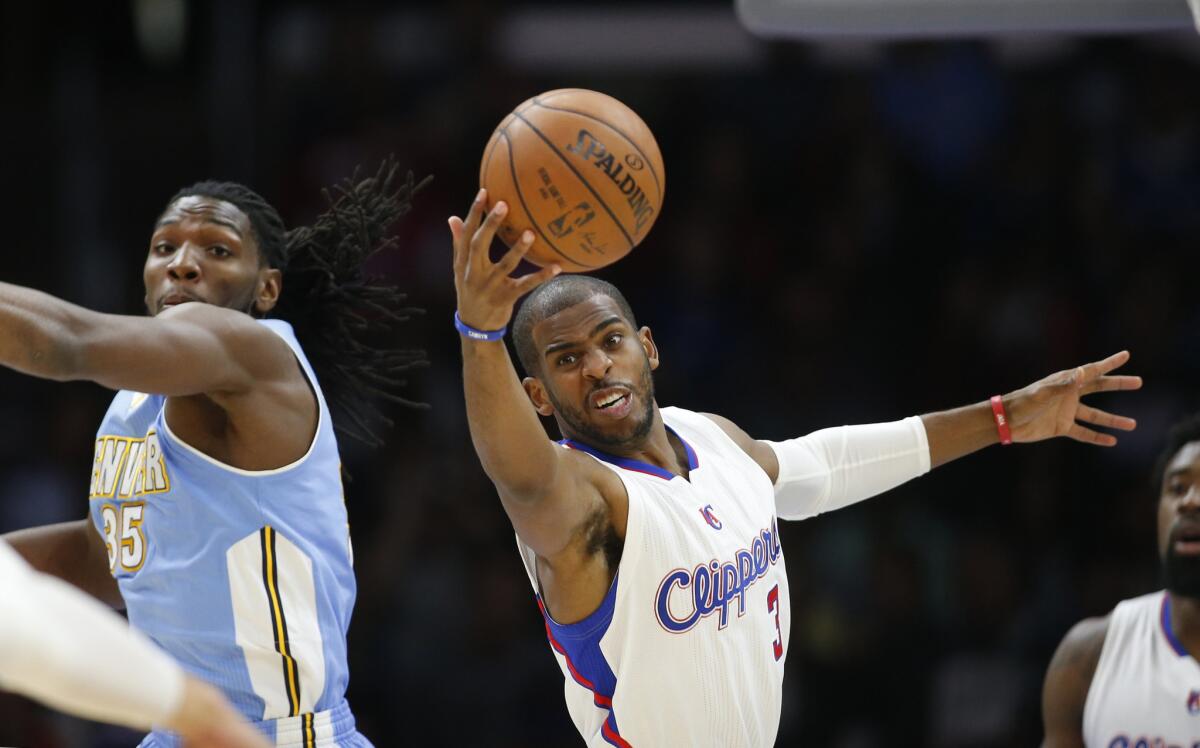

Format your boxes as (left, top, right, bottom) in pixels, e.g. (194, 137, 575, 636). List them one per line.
(537, 575, 631, 746)
(560, 424, 699, 481)
(1161, 592, 1189, 657)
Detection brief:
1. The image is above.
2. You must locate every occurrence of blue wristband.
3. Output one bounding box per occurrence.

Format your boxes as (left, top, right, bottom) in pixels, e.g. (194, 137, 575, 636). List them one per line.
(454, 311, 507, 341)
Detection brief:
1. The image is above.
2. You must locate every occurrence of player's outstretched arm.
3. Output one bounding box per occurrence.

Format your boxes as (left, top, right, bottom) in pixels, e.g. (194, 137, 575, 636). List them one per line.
(2, 518, 121, 607)
(1041, 616, 1108, 748)
(0, 541, 268, 747)
(0, 282, 298, 397)
(705, 352, 1139, 522)
(923, 350, 1141, 468)
(450, 190, 619, 558)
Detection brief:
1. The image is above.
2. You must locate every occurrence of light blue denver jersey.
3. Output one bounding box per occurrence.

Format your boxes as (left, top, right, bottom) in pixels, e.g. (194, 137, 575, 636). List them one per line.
(87, 319, 368, 747)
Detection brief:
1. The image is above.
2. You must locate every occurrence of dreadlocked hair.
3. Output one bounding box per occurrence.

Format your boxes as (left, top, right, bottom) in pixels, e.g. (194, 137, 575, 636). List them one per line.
(170, 157, 432, 447)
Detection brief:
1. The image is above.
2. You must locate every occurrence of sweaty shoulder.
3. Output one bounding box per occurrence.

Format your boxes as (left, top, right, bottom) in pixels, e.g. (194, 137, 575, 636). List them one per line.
(1042, 615, 1110, 746)
(698, 411, 779, 482)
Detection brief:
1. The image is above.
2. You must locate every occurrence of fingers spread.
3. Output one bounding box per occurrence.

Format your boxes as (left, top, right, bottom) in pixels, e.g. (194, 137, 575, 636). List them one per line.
(1068, 423, 1118, 447)
(495, 230, 535, 275)
(1083, 375, 1143, 395)
(1092, 350, 1131, 376)
(1077, 404, 1137, 432)
(449, 216, 466, 271)
(514, 264, 562, 296)
(469, 201, 509, 268)
(462, 188, 488, 237)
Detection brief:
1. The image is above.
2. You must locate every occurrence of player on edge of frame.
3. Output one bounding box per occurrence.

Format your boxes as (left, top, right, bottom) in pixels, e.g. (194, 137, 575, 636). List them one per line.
(1, 160, 427, 747)
(1042, 412, 1200, 747)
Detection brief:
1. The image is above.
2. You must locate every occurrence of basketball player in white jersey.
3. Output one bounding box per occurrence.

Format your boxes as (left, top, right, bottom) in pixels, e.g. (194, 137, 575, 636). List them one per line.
(449, 190, 1142, 747)
(1042, 414, 1200, 747)
(0, 540, 268, 747)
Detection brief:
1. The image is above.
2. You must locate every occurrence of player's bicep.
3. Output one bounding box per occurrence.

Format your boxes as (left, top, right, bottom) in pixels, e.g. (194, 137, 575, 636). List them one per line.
(1041, 617, 1107, 747)
(77, 305, 290, 396)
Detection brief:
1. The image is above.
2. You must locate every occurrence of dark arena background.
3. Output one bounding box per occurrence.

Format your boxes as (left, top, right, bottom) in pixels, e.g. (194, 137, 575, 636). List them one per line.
(3, 1, 1200, 745)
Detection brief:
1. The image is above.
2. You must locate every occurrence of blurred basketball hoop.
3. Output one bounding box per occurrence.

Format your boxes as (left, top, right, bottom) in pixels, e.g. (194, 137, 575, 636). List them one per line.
(736, 0, 1200, 38)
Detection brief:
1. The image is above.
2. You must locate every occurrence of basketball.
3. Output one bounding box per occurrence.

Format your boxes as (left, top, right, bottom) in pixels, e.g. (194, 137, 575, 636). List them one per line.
(479, 88, 665, 272)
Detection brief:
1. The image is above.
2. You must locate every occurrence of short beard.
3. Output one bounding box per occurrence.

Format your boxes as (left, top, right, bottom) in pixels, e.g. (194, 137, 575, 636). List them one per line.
(548, 358, 655, 452)
(1164, 550, 1200, 599)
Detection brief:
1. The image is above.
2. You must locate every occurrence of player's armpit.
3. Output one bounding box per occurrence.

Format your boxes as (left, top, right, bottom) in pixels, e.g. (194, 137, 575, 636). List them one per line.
(1041, 616, 1109, 747)
(500, 447, 626, 561)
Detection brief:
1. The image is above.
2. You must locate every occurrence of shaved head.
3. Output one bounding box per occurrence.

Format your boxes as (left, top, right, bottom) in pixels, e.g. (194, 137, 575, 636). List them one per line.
(513, 276, 638, 376)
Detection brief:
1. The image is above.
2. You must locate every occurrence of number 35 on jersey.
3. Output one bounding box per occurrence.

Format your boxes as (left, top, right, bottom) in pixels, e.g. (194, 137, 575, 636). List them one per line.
(89, 429, 172, 574)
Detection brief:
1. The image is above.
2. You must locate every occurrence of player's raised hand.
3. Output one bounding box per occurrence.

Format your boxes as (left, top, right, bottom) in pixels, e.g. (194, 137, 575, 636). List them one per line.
(449, 188, 561, 333)
(1005, 350, 1142, 446)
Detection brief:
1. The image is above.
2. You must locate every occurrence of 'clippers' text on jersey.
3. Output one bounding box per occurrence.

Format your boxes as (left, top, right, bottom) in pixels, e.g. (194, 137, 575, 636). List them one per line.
(516, 407, 790, 748)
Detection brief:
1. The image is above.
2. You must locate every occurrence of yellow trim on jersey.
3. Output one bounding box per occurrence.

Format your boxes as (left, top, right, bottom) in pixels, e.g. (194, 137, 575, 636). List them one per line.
(303, 711, 315, 748)
(262, 526, 302, 717)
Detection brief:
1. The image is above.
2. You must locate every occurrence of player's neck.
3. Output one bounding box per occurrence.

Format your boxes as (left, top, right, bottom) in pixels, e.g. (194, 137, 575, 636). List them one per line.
(578, 408, 691, 479)
(1169, 591, 1200, 658)
(640, 413, 691, 479)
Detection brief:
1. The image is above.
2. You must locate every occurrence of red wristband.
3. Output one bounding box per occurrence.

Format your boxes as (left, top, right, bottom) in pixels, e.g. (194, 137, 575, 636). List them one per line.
(990, 395, 1013, 445)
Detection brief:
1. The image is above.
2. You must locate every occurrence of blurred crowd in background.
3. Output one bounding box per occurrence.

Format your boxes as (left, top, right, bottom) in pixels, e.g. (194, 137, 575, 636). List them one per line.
(2, 2, 1200, 746)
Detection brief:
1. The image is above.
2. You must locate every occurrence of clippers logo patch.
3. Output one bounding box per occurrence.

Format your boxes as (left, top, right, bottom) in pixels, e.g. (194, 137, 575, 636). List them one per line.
(1188, 689, 1200, 715)
(699, 504, 722, 530)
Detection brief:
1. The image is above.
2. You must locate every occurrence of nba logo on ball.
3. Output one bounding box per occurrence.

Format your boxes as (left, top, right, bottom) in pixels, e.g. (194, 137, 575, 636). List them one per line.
(1187, 689, 1200, 714)
(479, 89, 665, 273)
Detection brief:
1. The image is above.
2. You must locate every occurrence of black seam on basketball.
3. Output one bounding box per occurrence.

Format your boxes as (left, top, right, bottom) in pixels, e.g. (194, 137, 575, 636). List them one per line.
(500, 129, 599, 269)
(513, 111, 636, 251)
(528, 101, 662, 200)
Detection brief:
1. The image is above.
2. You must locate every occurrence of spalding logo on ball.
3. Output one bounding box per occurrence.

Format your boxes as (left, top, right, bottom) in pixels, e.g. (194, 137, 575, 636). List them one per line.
(479, 88, 665, 272)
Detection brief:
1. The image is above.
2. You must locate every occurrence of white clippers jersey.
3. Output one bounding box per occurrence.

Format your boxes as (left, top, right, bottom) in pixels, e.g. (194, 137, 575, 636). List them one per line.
(517, 407, 789, 747)
(1084, 591, 1200, 747)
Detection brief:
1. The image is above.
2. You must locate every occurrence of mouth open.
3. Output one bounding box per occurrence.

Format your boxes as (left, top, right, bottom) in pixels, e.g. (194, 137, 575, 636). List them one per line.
(591, 387, 633, 419)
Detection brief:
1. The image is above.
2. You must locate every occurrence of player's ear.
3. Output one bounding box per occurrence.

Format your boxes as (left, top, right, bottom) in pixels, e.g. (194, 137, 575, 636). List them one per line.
(523, 376, 555, 416)
(254, 268, 283, 314)
(639, 326, 659, 371)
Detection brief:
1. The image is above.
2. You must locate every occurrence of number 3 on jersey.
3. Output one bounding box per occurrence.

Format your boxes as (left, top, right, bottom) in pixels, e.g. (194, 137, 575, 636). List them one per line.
(99, 502, 147, 573)
(767, 584, 784, 661)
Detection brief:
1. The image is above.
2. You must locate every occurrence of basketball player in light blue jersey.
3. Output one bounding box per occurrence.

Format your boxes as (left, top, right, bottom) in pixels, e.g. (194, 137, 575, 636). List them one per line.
(2, 161, 427, 747)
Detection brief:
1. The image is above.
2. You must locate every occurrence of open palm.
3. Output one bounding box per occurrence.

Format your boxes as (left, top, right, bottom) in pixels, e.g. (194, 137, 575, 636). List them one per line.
(1007, 350, 1142, 446)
